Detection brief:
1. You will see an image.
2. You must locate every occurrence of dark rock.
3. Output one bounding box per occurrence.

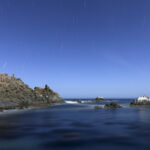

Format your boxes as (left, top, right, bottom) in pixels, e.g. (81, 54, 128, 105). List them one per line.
(0, 73, 64, 109)
(130, 101, 150, 106)
(19, 101, 29, 109)
(93, 97, 104, 102)
(104, 102, 122, 108)
(72, 99, 82, 103)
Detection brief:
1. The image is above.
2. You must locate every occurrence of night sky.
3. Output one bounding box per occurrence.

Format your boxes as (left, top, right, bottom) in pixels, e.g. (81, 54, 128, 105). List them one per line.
(0, 0, 150, 98)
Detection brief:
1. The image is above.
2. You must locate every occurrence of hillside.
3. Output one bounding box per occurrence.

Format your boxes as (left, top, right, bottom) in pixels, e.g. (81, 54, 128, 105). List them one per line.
(0, 73, 64, 109)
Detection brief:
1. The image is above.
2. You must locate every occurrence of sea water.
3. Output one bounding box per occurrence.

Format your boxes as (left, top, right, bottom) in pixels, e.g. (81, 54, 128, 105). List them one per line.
(0, 99, 150, 150)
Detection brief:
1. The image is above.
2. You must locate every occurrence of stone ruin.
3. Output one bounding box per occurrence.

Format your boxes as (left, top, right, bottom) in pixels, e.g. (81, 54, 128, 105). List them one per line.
(0, 73, 15, 83)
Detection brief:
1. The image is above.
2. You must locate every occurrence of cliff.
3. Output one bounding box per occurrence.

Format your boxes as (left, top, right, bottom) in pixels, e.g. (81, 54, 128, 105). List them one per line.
(0, 73, 64, 109)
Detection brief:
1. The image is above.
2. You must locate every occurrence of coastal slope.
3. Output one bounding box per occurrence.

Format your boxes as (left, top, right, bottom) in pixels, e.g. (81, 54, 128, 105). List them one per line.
(0, 73, 64, 109)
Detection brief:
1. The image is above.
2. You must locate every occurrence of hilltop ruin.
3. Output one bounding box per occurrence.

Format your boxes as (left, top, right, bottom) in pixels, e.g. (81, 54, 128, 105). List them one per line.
(0, 73, 63, 109)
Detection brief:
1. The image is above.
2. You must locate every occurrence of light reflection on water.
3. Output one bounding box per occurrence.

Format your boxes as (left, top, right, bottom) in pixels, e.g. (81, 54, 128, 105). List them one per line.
(0, 99, 150, 150)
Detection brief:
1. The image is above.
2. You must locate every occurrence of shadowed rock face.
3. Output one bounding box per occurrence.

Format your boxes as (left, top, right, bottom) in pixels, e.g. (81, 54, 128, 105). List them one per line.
(0, 73, 64, 109)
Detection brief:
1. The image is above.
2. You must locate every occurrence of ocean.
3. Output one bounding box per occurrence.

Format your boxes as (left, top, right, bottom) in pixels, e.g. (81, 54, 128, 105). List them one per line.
(0, 99, 150, 150)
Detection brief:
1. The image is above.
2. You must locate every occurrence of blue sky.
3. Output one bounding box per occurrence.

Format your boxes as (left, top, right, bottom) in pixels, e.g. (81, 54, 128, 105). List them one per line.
(0, 0, 150, 98)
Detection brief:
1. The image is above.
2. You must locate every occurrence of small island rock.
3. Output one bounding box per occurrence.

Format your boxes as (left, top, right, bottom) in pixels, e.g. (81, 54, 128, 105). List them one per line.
(104, 102, 122, 108)
(71, 99, 82, 103)
(130, 96, 150, 106)
(93, 96, 104, 102)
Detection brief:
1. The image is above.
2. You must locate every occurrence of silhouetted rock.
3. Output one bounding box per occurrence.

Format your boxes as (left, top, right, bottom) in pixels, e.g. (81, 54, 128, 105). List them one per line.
(0, 73, 64, 109)
(104, 102, 122, 108)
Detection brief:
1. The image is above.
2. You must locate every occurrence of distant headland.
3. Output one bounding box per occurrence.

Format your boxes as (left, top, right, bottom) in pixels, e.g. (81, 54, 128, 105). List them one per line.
(0, 73, 64, 111)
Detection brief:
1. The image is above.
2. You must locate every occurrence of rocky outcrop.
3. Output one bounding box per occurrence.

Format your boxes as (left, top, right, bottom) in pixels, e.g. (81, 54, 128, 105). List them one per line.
(33, 85, 62, 103)
(0, 73, 64, 110)
(130, 96, 150, 106)
(104, 102, 122, 108)
(93, 96, 104, 102)
(71, 99, 82, 103)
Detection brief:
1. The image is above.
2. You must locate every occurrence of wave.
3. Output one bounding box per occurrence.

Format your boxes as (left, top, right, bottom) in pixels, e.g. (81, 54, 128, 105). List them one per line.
(65, 101, 78, 104)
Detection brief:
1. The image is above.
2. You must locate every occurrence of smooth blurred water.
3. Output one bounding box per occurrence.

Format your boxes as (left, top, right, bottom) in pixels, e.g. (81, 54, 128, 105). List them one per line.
(0, 99, 150, 150)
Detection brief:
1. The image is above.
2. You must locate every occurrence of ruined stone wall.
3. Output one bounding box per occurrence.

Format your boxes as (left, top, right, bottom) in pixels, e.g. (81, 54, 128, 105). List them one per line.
(0, 73, 15, 83)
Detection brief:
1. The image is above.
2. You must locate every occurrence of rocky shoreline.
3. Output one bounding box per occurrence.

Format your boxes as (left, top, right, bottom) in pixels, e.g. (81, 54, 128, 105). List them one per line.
(0, 73, 65, 111)
(0, 73, 150, 112)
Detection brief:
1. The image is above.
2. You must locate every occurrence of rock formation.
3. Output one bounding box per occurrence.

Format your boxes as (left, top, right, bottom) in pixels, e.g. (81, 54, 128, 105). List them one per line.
(104, 102, 122, 108)
(93, 96, 104, 102)
(0, 73, 64, 109)
(130, 96, 150, 106)
(71, 99, 82, 103)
